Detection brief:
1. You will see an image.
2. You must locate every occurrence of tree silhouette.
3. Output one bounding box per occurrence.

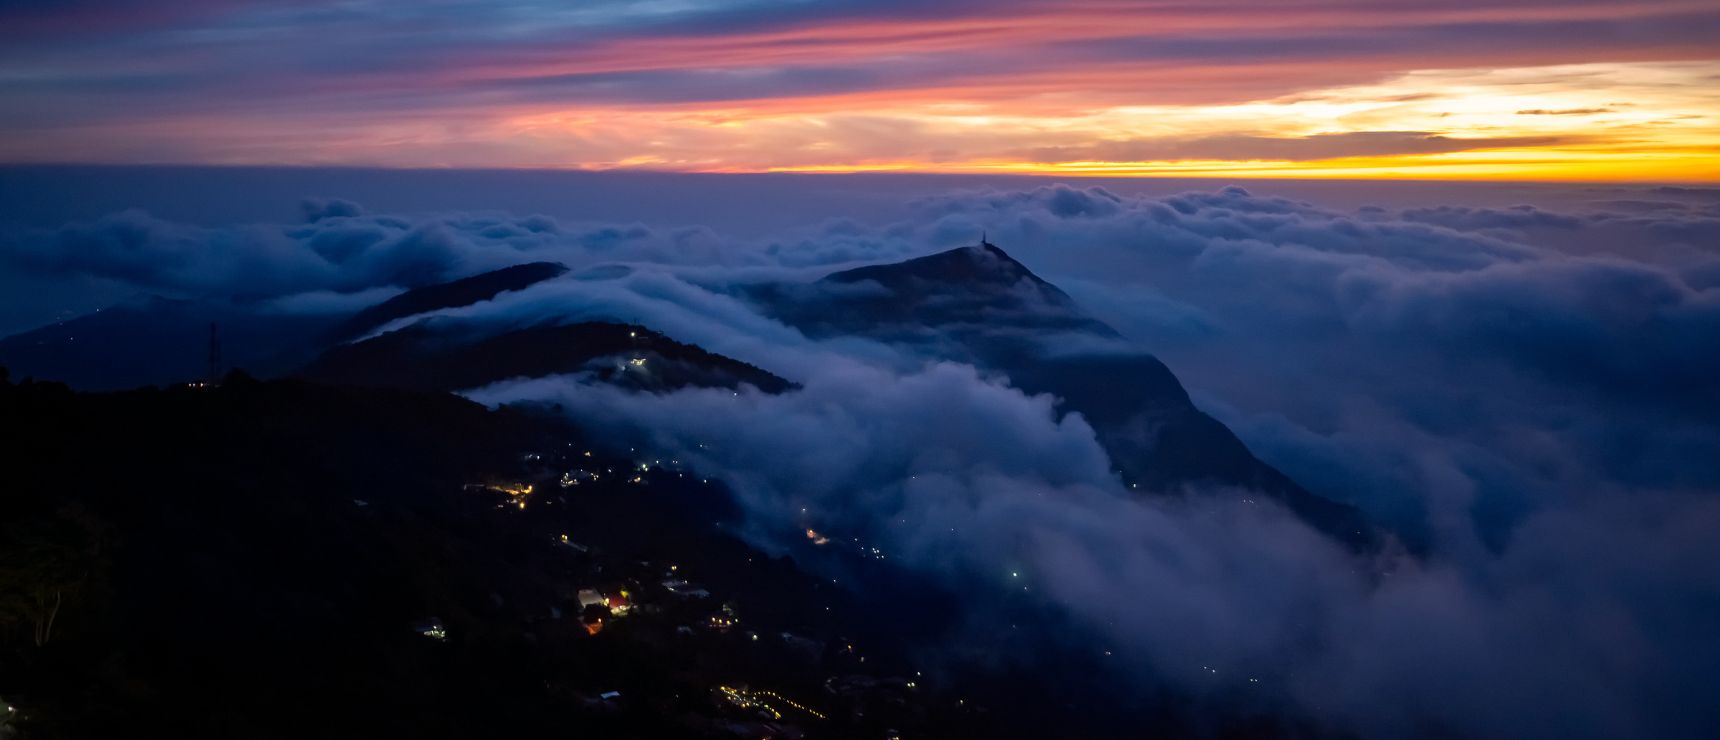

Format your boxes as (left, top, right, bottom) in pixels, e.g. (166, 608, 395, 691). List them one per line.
(0, 505, 106, 647)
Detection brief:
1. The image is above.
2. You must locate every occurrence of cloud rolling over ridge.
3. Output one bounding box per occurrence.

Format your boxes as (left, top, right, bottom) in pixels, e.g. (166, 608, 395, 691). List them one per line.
(3, 181, 1719, 736)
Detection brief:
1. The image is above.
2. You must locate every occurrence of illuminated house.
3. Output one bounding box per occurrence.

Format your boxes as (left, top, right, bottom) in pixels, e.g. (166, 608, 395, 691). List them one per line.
(607, 591, 633, 616)
(409, 617, 447, 642)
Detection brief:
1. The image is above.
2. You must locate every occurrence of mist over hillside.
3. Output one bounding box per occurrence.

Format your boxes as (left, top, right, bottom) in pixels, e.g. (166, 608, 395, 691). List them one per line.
(3, 173, 1718, 739)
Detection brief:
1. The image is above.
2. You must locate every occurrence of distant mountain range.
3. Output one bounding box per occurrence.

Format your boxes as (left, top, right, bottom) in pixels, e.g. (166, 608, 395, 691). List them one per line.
(0, 241, 1374, 548)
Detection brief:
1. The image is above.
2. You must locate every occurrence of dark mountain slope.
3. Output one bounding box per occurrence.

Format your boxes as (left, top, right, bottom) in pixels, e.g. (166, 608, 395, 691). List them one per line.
(1009, 354, 1368, 542)
(749, 241, 1374, 549)
(823, 242, 1079, 313)
(331, 261, 568, 342)
(0, 371, 1321, 740)
(0, 374, 879, 738)
(0, 262, 571, 392)
(0, 296, 340, 390)
(300, 320, 792, 394)
(756, 243, 1116, 351)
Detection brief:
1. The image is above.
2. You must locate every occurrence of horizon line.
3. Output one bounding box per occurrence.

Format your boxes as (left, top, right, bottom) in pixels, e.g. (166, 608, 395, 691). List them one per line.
(3, 161, 1716, 187)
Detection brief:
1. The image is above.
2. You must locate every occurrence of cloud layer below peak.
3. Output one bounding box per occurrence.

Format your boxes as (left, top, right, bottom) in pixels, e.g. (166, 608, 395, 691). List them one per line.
(4, 179, 1720, 737)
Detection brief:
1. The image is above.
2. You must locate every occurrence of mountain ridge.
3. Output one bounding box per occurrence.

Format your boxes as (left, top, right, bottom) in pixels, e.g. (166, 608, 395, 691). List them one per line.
(0, 244, 1378, 549)
(299, 319, 793, 395)
(331, 260, 569, 342)
(752, 240, 1378, 549)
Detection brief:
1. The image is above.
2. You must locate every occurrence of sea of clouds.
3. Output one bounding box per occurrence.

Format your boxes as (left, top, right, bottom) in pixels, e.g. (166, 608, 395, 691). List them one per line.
(4, 183, 1718, 737)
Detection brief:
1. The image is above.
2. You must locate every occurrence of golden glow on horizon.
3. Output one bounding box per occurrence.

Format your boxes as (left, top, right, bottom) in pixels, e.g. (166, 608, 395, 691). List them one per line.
(7, 61, 1717, 181)
(480, 61, 1720, 181)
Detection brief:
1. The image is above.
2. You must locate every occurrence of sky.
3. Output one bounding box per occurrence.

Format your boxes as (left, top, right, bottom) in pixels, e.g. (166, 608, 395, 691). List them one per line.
(2, 3, 1718, 734)
(2, 0, 1719, 179)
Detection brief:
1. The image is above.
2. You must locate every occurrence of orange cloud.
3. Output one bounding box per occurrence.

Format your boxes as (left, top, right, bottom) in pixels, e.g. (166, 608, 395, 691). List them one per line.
(2, 2, 1717, 179)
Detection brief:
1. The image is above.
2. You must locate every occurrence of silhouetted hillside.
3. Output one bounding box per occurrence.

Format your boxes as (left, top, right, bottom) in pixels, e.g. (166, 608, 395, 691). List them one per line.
(749, 241, 1376, 549)
(0, 296, 339, 390)
(330, 261, 569, 342)
(0, 374, 902, 739)
(0, 372, 1298, 740)
(755, 242, 1116, 345)
(299, 320, 792, 394)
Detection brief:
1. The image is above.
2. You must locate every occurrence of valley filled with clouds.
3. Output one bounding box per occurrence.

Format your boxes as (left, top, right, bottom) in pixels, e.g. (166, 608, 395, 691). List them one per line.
(3, 180, 1718, 737)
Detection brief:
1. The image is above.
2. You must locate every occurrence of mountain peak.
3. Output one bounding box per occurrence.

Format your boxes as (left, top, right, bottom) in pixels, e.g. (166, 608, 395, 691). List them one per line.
(972, 236, 1018, 263)
(824, 239, 1049, 295)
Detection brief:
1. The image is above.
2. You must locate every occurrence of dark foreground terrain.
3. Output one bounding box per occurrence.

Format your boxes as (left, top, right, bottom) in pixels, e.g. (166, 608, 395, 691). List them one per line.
(0, 369, 1311, 740)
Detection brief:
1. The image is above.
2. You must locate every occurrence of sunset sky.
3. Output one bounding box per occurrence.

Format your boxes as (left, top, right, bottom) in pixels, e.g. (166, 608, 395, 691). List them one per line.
(3, 0, 1718, 180)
